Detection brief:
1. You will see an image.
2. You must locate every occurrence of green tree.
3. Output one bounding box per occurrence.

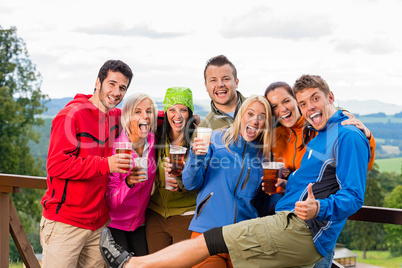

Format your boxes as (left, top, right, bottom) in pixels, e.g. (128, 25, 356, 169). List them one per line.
(340, 164, 385, 258)
(0, 26, 49, 261)
(378, 171, 401, 195)
(384, 185, 402, 257)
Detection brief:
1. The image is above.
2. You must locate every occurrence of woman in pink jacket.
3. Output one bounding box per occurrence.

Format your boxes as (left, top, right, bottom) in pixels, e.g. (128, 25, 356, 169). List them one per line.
(106, 93, 157, 255)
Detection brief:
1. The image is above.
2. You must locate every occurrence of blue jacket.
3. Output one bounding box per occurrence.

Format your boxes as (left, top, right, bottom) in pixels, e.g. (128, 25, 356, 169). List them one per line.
(276, 111, 370, 257)
(183, 129, 264, 233)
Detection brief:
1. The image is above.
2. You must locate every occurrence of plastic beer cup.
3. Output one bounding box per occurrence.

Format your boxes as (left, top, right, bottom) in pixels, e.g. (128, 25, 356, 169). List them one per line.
(169, 145, 187, 176)
(262, 161, 284, 194)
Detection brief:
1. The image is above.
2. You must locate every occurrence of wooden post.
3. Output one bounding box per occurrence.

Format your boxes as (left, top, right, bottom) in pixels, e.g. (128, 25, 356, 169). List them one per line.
(0, 174, 46, 268)
(0, 192, 10, 268)
(9, 197, 41, 268)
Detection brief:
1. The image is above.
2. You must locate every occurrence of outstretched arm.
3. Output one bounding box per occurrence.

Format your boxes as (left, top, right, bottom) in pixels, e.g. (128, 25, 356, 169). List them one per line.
(341, 112, 376, 171)
(125, 235, 210, 268)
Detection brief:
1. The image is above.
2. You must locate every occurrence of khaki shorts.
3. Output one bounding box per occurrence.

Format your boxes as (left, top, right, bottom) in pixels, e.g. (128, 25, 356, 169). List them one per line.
(40, 216, 106, 268)
(222, 211, 322, 268)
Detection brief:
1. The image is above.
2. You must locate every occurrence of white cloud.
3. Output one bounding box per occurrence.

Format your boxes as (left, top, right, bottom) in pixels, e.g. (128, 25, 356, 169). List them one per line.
(221, 6, 333, 39)
(1, 0, 402, 106)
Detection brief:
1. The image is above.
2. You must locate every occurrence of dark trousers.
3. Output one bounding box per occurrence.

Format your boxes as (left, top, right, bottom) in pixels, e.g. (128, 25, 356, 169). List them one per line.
(109, 225, 148, 256)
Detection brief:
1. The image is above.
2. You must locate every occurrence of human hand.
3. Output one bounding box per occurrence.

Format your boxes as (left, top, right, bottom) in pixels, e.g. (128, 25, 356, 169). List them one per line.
(275, 178, 287, 194)
(261, 178, 286, 195)
(193, 114, 201, 127)
(126, 166, 147, 186)
(164, 157, 173, 176)
(108, 153, 133, 174)
(295, 183, 318, 220)
(281, 168, 291, 179)
(192, 137, 209, 155)
(166, 177, 179, 192)
(342, 111, 371, 139)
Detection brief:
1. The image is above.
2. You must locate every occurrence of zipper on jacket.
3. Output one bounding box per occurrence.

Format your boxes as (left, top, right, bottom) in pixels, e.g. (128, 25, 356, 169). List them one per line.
(233, 141, 248, 224)
(195, 192, 213, 219)
(130, 183, 142, 231)
(291, 128, 297, 171)
(241, 167, 251, 190)
(163, 189, 170, 218)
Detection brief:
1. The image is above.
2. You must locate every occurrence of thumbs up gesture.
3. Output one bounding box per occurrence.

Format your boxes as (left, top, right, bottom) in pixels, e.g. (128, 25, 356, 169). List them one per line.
(295, 183, 319, 220)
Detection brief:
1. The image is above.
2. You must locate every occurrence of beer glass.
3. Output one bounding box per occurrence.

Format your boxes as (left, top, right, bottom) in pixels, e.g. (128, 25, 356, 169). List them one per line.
(262, 161, 284, 194)
(115, 142, 132, 171)
(169, 145, 187, 176)
(196, 127, 212, 153)
(134, 157, 148, 181)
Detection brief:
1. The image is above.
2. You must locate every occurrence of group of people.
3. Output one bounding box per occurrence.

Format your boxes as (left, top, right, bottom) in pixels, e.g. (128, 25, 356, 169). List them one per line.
(40, 55, 375, 268)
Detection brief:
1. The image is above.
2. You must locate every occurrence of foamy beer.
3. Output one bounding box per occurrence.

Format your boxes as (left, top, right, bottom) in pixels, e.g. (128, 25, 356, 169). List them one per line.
(197, 127, 212, 153)
(169, 145, 187, 176)
(262, 161, 284, 194)
(115, 142, 132, 171)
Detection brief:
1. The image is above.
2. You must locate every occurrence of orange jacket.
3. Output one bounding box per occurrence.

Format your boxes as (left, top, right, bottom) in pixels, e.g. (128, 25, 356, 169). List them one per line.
(271, 116, 375, 175)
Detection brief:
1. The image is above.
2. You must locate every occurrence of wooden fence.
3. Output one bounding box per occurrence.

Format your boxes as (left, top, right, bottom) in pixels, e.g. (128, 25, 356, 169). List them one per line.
(0, 173, 401, 268)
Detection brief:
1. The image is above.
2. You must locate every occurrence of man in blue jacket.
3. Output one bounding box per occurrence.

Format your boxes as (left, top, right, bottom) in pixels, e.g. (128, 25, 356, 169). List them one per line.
(100, 74, 371, 268)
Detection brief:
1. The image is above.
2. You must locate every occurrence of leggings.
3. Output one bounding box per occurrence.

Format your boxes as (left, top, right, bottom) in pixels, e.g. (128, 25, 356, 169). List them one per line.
(109, 226, 149, 256)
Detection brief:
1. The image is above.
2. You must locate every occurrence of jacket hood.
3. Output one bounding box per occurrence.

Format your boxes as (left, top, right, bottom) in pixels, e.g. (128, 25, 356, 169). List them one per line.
(64, 93, 109, 120)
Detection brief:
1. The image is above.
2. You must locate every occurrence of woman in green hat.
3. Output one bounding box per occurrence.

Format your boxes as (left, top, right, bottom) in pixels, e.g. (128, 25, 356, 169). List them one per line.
(146, 87, 199, 253)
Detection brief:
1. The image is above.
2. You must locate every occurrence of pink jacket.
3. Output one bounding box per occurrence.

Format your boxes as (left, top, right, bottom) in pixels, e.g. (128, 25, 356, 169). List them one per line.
(106, 129, 156, 231)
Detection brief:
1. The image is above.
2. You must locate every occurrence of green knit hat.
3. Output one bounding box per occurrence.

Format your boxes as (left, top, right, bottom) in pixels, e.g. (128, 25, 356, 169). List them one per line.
(163, 87, 194, 112)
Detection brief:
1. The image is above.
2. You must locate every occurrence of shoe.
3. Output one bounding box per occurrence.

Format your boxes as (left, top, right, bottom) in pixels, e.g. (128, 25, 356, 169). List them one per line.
(100, 227, 133, 268)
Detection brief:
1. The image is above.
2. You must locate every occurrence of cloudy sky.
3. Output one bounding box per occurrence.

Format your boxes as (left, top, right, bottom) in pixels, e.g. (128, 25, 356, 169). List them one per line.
(2, 0, 402, 107)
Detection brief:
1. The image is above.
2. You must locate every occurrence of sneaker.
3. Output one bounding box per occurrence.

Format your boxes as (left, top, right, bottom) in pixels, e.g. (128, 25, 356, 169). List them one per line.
(100, 227, 133, 268)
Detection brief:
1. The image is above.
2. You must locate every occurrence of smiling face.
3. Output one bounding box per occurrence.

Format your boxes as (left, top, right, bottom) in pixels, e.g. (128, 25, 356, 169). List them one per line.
(295, 87, 336, 131)
(166, 104, 189, 135)
(129, 98, 154, 142)
(266, 87, 301, 128)
(94, 70, 129, 113)
(204, 64, 239, 113)
(240, 101, 266, 142)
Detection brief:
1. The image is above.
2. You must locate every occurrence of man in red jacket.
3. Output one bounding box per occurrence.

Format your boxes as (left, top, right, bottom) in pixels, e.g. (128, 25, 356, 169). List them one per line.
(40, 60, 133, 268)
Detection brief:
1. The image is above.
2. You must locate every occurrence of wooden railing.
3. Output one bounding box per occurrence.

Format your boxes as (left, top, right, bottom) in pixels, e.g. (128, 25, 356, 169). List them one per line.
(0, 174, 47, 268)
(1, 173, 401, 268)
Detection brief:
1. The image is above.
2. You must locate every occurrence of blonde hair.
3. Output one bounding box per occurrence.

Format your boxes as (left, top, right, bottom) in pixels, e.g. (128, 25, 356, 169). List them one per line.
(121, 93, 158, 135)
(222, 95, 272, 159)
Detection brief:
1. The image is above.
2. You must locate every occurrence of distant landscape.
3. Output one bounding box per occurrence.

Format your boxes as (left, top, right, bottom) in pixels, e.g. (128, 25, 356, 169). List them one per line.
(30, 97, 402, 174)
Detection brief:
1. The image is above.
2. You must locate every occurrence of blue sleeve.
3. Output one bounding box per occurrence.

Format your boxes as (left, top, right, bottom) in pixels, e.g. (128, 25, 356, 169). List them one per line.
(316, 129, 370, 221)
(182, 144, 211, 191)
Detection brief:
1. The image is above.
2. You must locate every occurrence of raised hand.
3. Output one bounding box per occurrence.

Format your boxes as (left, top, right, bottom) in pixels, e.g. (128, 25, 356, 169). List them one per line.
(108, 153, 133, 174)
(295, 183, 318, 220)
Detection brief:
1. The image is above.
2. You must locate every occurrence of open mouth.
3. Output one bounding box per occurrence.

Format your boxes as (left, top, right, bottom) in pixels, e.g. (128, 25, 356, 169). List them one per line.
(215, 90, 227, 97)
(172, 120, 184, 128)
(246, 126, 257, 137)
(139, 122, 149, 134)
(108, 95, 119, 103)
(280, 112, 292, 120)
(309, 111, 322, 124)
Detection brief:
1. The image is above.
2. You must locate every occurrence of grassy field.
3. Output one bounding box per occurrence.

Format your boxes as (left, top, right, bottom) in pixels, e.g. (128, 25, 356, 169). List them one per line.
(375, 157, 402, 174)
(9, 262, 23, 268)
(353, 250, 402, 267)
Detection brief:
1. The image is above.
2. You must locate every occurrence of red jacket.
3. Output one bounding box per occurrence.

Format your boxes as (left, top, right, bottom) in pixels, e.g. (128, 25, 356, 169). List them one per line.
(41, 94, 121, 231)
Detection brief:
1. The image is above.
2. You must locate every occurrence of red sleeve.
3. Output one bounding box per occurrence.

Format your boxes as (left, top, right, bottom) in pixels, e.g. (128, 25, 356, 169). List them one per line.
(46, 115, 109, 180)
(157, 110, 165, 127)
